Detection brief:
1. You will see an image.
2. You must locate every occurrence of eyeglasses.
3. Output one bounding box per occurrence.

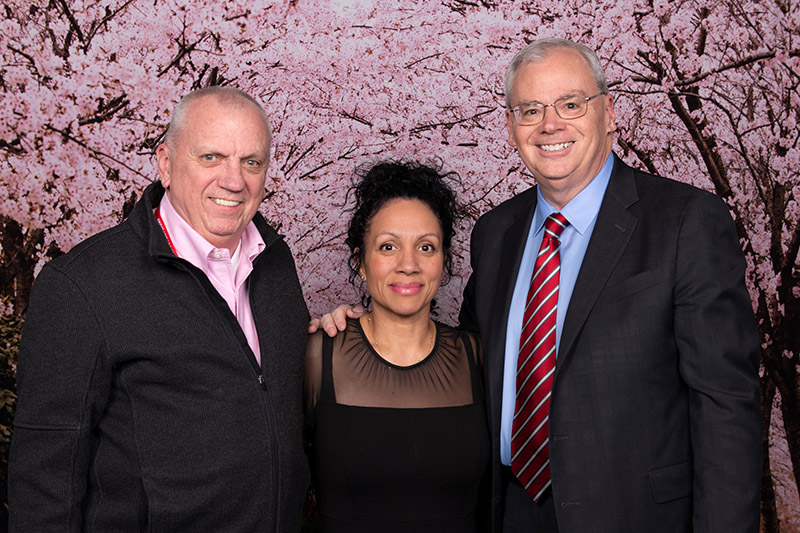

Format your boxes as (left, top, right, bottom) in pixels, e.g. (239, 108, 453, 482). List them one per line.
(510, 92, 606, 126)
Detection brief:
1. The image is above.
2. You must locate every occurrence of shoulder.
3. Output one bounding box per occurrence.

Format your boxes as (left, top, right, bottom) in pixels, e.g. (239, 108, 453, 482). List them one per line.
(322, 318, 364, 358)
(43, 183, 162, 278)
(250, 214, 305, 275)
(437, 323, 482, 366)
(468, 187, 537, 255)
(304, 330, 325, 378)
(637, 175, 730, 226)
(306, 330, 324, 357)
(614, 157, 723, 206)
(608, 157, 730, 223)
(252, 213, 287, 249)
(305, 325, 356, 359)
(473, 186, 537, 231)
(43, 220, 141, 281)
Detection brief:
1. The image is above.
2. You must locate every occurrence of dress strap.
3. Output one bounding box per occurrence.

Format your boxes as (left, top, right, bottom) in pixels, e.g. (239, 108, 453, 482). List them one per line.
(319, 333, 337, 404)
(459, 330, 485, 404)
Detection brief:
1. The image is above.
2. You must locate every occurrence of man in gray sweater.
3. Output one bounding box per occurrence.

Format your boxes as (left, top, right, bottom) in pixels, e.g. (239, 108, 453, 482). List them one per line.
(9, 87, 310, 531)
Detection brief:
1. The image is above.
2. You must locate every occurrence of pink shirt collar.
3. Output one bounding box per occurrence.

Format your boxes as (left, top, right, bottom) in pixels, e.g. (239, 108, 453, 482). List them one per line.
(156, 191, 266, 364)
(157, 192, 265, 267)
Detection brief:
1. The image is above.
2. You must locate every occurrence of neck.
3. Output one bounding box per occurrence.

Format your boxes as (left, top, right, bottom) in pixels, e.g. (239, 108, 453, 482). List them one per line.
(361, 309, 435, 367)
(539, 147, 612, 210)
(221, 240, 241, 255)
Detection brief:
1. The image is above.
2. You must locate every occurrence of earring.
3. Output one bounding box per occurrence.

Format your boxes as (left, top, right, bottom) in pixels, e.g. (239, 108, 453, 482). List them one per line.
(360, 274, 366, 281)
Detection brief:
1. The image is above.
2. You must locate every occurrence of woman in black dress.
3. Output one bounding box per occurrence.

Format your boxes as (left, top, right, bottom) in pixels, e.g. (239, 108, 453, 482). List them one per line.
(304, 160, 490, 532)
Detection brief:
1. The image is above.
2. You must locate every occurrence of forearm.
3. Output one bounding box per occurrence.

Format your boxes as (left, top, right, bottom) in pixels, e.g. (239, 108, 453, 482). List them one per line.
(9, 427, 87, 530)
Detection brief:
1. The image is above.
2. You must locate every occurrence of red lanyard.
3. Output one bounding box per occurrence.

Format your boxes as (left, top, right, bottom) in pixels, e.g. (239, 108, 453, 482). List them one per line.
(154, 206, 179, 256)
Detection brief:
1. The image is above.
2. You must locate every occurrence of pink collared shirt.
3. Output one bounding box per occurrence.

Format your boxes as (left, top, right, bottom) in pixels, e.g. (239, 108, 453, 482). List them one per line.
(156, 193, 265, 365)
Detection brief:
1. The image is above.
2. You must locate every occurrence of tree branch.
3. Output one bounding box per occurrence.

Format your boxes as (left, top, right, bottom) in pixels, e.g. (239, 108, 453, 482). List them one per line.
(405, 52, 443, 69)
(56, 0, 86, 48)
(410, 107, 494, 134)
(84, 0, 137, 51)
(44, 124, 149, 179)
(78, 94, 130, 126)
(340, 110, 373, 127)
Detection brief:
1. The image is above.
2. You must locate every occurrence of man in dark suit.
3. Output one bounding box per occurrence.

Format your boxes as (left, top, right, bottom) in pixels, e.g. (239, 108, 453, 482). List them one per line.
(314, 38, 761, 532)
(458, 38, 761, 531)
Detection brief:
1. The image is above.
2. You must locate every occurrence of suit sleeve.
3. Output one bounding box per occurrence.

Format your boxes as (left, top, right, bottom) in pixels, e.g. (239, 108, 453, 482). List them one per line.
(673, 193, 761, 531)
(8, 265, 112, 531)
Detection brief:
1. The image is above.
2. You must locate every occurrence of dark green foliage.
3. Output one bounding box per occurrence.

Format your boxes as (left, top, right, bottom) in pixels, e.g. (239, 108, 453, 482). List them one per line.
(0, 312, 21, 527)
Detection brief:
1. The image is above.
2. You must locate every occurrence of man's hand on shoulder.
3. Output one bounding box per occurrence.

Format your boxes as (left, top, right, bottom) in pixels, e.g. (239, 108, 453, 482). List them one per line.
(308, 304, 365, 337)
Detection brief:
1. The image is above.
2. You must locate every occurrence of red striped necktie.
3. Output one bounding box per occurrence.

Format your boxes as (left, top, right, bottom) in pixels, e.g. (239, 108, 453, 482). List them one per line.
(511, 212, 569, 501)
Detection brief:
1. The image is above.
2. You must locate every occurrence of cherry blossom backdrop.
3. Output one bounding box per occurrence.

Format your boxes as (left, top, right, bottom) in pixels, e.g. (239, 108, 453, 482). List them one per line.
(0, 0, 797, 529)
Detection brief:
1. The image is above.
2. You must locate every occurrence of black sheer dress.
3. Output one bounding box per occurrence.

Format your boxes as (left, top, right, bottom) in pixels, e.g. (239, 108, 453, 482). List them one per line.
(305, 318, 490, 532)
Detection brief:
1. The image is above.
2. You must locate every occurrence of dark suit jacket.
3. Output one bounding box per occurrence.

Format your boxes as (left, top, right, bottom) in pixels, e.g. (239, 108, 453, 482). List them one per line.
(460, 155, 761, 532)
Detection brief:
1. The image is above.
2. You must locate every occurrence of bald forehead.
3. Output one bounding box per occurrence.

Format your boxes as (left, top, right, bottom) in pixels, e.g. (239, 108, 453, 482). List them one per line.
(166, 90, 272, 150)
(185, 94, 270, 132)
(534, 47, 590, 75)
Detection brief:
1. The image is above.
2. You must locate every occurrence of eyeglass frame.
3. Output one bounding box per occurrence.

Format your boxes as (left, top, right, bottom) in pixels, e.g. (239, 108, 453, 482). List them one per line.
(509, 92, 607, 126)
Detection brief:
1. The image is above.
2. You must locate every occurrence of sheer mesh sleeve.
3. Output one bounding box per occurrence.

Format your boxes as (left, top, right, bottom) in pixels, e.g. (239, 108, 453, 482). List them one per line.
(304, 331, 324, 423)
(462, 329, 483, 368)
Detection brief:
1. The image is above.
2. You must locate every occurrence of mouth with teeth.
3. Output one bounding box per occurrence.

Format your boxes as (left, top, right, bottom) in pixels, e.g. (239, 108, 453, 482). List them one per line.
(539, 142, 574, 152)
(390, 282, 423, 295)
(212, 198, 241, 207)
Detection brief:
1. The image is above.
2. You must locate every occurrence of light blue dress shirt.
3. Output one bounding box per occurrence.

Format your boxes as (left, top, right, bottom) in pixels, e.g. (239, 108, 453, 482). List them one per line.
(500, 153, 614, 466)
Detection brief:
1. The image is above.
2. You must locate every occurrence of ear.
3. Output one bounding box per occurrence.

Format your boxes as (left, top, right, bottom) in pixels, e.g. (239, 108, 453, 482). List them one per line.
(505, 108, 517, 148)
(156, 144, 172, 188)
(603, 94, 617, 133)
(354, 248, 366, 281)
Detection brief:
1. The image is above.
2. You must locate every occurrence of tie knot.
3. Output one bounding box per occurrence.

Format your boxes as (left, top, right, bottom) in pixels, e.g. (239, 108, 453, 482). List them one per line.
(544, 212, 569, 239)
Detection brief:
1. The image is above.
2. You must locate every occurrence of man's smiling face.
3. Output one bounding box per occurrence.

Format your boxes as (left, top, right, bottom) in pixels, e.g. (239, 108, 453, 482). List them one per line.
(505, 47, 616, 207)
(156, 95, 270, 253)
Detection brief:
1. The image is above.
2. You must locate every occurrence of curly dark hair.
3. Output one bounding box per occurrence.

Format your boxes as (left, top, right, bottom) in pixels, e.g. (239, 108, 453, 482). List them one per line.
(345, 159, 462, 308)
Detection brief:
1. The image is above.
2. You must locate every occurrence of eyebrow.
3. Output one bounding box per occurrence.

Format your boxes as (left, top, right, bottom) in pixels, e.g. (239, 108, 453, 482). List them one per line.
(516, 91, 586, 105)
(194, 147, 268, 160)
(240, 154, 267, 162)
(374, 231, 442, 240)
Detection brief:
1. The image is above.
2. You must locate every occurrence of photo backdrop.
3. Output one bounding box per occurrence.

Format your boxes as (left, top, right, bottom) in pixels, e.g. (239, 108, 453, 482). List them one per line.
(1, 0, 798, 529)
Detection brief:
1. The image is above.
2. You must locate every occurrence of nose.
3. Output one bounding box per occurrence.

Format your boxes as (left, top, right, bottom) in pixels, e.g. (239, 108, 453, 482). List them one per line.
(396, 247, 421, 274)
(219, 160, 246, 191)
(538, 103, 563, 131)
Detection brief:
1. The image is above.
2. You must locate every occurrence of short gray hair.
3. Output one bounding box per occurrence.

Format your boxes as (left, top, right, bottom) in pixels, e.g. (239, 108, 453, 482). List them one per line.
(164, 86, 272, 149)
(504, 38, 609, 108)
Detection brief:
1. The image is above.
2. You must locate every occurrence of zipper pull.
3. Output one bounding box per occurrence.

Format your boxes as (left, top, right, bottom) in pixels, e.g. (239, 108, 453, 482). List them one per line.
(258, 374, 267, 390)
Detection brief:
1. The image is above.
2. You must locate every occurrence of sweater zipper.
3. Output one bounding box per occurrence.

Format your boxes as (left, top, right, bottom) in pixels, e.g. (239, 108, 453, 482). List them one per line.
(263, 379, 280, 533)
(250, 250, 281, 533)
(162, 238, 283, 532)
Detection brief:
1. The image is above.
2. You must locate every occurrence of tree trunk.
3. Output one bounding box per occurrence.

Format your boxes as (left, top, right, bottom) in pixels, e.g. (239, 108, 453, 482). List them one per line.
(0, 216, 43, 316)
(778, 359, 800, 502)
(760, 373, 780, 532)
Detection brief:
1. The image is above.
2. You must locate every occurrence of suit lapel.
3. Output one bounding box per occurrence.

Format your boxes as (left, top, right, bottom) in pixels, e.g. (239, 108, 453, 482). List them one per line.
(558, 157, 639, 362)
(486, 190, 538, 417)
(491, 204, 536, 335)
